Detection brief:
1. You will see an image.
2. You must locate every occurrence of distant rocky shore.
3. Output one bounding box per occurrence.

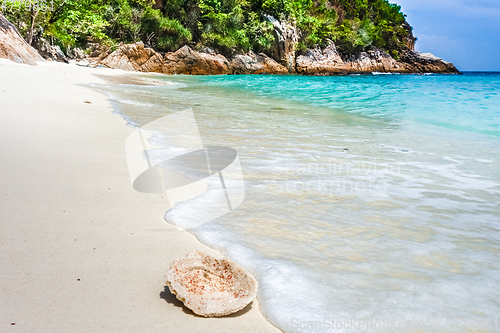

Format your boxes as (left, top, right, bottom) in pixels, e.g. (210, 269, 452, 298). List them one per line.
(90, 41, 458, 75)
(1, 13, 458, 75)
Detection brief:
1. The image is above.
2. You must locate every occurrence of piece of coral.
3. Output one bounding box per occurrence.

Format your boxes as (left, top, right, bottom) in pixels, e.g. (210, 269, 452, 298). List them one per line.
(165, 250, 258, 317)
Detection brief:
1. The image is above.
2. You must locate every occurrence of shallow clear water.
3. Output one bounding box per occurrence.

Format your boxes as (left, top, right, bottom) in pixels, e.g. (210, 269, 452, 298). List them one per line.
(91, 72, 500, 333)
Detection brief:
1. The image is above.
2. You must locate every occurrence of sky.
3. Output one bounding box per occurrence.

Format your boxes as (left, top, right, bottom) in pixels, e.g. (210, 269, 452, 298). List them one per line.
(394, 0, 500, 71)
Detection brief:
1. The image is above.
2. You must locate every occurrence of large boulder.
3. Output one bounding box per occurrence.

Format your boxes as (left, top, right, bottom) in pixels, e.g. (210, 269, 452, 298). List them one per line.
(400, 50, 459, 73)
(34, 37, 68, 63)
(87, 42, 109, 58)
(296, 42, 346, 75)
(0, 14, 44, 65)
(230, 51, 288, 74)
(296, 41, 458, 74)
(66, 46, 86, 61)
(342, 48, 409, 73)
(100, 42, 163, 73)
(163, 46, 231, 75)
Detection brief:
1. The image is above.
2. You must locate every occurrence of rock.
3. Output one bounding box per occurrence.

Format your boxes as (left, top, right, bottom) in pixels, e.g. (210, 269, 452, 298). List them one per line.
(297, 43, 407, 74)
(343, 47, 408, 73)
(402, 21, 416, 51)
(230, 51, 288, 74)
(165, 250, 258, 317)
(399, 50, 459, 73)
(52, 45, 68, 63)
(87, 42, 108, 58)
(35, 39, 68, 63)
(95, 41, 458, 75)
(67, 46, 85, 60)
(0, 14, 44, 65)
(34, 37, 67, 62)
(265, 15, 298, 72)
(100, 42, 163, 73)
(163, 45, 231, 75)
(198, 46, 217, 56)
(296, 41, 458, 74)
(296, 42, 345, 75)
(32, 37, 49, 57)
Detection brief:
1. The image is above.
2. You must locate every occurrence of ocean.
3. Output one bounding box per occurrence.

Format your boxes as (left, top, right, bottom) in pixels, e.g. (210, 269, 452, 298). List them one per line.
(90, 72, 500, 333)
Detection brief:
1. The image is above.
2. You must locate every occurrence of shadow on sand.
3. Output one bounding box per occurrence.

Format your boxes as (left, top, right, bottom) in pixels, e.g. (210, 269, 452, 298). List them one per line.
(159, 285, 253, 318)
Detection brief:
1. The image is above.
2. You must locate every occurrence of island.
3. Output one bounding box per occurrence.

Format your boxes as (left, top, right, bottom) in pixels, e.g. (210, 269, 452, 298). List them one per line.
(1, 0, 458, 74)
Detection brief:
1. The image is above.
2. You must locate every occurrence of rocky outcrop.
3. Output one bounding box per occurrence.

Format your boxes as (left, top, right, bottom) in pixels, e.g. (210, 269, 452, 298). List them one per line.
(1, 11, 458, 75)
(163, 45, 232, 75)
(100, 42, 163, 72)
(87, 42, 109, 58)
(343, 48, 409, 73)
(66, 46, 86, 60)
(99, 43, 287, 75)
(402, 21, 416, 51)
(97, 41, 458, 76)
(162, 46, 286, 74)
(297, 41, 458, 74)
(296, 42, 346, 74)
(34, 37, 69, 63)
(0, 14, 44, 65)
(230, 51, 287, 74)
(400, 50, 459, 73)
(265, 15, 298, 73)
(296, 43, 406, 74)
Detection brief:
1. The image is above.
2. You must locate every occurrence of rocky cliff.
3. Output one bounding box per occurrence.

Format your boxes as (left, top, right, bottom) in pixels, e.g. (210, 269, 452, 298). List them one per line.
(97, 40, 458, 75)
(100, 42, 163, 72)
(163, 45, 232, 75)
(93, 13, 457, 75)
(97, 43, 288, 75)
(0, 14, 44, 65)
(295, 41, 458, 74)
(265, 15, 299, 73)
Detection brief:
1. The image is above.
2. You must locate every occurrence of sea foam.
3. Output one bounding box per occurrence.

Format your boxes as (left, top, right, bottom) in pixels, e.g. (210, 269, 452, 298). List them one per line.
(91, 73, 500, 333)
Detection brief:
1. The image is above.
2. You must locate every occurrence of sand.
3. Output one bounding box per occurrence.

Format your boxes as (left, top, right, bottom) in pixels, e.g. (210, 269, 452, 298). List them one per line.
(0, 59, 280, 332)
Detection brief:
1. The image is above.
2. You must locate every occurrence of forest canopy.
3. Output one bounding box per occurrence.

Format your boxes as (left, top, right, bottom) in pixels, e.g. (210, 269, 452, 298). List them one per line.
(1, 0, 411, 57)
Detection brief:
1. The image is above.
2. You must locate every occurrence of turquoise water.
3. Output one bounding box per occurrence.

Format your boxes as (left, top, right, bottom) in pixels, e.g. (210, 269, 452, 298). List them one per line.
(92, 72, 500, 333)
(168, 72, 500, 137)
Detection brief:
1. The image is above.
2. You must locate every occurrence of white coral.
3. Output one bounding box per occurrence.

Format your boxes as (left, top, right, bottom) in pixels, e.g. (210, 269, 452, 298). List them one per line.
(165, 250, 258, 317)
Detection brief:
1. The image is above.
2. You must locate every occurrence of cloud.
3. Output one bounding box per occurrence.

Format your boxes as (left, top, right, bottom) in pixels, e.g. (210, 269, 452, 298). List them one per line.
(393, 0, 500, 70)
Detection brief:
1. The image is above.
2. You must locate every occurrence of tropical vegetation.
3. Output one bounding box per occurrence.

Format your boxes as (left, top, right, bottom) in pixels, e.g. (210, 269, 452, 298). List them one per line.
(1, 0, 412, 57)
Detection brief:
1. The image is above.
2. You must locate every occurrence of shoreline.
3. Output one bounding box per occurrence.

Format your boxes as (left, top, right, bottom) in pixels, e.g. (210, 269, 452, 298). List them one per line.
(88, 42, 458, 76)
(0, 59, 280, 332)
(94, 70, 500, 332)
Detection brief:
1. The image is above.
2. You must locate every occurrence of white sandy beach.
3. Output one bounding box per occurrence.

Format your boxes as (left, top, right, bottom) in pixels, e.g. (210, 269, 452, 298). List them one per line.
(0, 59, 280, 332)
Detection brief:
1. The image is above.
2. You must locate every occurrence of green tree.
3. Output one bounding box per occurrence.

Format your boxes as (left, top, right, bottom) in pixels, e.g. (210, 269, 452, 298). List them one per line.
(1, 0, 414, 58)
